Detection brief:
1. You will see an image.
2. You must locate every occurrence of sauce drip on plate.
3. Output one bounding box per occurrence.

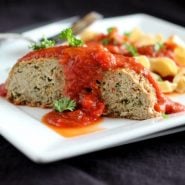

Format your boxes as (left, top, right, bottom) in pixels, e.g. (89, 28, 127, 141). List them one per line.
(42, 111, 103, 137)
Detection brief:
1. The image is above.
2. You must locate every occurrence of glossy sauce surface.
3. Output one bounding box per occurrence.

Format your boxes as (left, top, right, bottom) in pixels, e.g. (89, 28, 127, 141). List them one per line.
(19, 45, 68, 61)
(137, 43, 176, 59)
(42, 111, 103, 137)
(42, 110, 102, 128)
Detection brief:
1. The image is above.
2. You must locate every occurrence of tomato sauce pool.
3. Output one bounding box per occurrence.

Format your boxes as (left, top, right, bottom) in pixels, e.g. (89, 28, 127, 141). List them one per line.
(42, 111, 103, 137)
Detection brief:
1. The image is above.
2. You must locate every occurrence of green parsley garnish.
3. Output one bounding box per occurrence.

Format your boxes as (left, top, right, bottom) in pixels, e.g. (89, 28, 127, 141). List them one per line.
(107, 27, 115, 34)
(30, 37, 55, 50)
(124, 32, 131, 37)
(59, 28, 84, 47)
(162, 113, 169, 119)
(125, 43, 138, 56)
(53, 97, 76, 112)
(154, 42, 164, 52)
(102, 38, 110, 45)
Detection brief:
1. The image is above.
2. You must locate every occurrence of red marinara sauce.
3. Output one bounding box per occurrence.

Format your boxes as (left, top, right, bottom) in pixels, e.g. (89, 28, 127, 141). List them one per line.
(20, 43, 185, 128)
(19, 45, 69, 61)
(0, 83, 7, 97)
(136, 43, 177, 59)
(42, 110, 103, 128)
(43, 44, 114, 127)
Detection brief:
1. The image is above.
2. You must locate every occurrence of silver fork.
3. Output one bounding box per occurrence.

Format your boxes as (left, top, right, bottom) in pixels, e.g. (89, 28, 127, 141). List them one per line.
(0, 12, 103, 44)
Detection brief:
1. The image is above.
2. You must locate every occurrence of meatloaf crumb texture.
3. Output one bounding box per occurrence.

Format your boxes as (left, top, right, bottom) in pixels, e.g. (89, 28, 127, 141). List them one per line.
(100, 68, 160, 119)
(6, 58, 160, 119)
(6, 58, 65, 107)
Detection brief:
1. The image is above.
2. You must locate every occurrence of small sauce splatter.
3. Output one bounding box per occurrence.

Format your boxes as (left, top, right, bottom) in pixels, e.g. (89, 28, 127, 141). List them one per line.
(0, 83, 7, 97)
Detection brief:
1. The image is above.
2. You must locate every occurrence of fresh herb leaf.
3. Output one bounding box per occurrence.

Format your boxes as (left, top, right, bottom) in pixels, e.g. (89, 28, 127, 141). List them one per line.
(102, 38, 110, 45)
(107, 27, 115, 34)
(162, 113, 169, 119)
(53, 97, 76, 112)
(59, 28, 84, 47)
(125, 43, 138, 56)
(30, 37, 55, 50)
(154, 42, 164, 52)
(124, 32, 131, 37)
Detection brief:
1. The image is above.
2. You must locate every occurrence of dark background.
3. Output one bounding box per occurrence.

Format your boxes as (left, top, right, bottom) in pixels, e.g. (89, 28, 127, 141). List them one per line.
(1, 0, 185, 185)
(1, 0, 185, 32)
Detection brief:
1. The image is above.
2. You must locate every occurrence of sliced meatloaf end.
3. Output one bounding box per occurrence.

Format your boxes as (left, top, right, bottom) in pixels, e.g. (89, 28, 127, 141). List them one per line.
(5, 58, 65, 108)
(100, 68, 160, 120)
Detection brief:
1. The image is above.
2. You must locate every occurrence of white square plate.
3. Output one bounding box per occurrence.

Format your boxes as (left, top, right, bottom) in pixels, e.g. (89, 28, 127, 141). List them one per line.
(1, 13, 185, 163)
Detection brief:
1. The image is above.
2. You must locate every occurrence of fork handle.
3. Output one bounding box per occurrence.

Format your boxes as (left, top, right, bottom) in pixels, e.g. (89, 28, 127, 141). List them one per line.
(48, 11, 103, 44)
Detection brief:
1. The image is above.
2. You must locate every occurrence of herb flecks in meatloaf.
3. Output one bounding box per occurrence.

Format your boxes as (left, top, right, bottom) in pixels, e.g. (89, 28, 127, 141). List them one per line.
(6, 58, 65, 108)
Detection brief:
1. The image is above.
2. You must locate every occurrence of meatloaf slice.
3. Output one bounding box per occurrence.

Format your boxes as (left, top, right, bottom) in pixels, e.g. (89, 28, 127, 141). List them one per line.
(5, 56, 159, 119)
(6, 58, 65, 107)
(100, 68, 159, 119)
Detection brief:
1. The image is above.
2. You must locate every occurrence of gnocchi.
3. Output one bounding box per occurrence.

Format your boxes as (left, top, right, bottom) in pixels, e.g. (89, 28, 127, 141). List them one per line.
(157, 81, 177, 93)
(134, 55, 150, 69)
(150, 57, 178, 77)
(174, 46, 185, 66)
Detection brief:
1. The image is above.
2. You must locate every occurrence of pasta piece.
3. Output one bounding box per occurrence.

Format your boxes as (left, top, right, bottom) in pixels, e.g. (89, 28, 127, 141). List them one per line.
(150, 57, 178, 77)
(151, 72, 162, 81)
(167, 35, 185, 47)
(134, 56, 150, 69)
(157, 81, 177, 93)
(154, 34, 164, 43)
(174, 46, 185, 66)
(129, 28, 164, 46)
(174, 77, 185, 93)
(129, 27, 143, 43)
(173, 68, 185, 93)
(135, 34, 164, 47)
